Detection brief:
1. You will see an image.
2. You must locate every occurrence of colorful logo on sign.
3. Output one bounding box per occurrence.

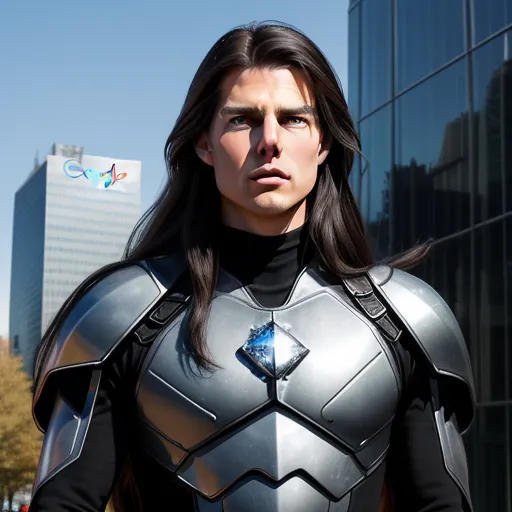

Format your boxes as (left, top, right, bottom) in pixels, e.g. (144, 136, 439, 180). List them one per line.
(63, 160, 127, 189)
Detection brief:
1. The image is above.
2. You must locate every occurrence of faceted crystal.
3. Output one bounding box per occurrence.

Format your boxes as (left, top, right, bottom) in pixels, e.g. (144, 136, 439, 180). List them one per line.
(240, 321, 309, 379)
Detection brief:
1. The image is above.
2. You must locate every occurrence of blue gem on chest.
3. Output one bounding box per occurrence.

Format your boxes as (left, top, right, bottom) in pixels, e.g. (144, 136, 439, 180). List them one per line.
(239, 321, 309, 380)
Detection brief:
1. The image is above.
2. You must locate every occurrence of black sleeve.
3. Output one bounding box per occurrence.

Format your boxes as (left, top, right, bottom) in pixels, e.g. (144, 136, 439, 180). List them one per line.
(29, 342, 142, 512)
(387, 369, 467, 512)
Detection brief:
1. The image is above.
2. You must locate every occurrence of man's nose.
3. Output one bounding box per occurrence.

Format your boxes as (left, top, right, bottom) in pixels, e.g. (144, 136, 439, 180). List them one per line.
(257, 116, 282, 159)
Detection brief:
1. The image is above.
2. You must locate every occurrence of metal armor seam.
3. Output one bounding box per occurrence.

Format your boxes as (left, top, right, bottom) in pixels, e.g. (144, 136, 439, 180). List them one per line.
(32, 369, 102, 497)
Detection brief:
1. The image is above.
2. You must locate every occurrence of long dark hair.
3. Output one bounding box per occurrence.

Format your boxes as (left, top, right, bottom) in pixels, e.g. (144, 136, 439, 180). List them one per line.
(34, 21, 425, 511)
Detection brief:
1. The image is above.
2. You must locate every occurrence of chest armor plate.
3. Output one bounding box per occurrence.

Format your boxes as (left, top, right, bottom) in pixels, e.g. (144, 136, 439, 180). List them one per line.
(135, 268, 402, 511)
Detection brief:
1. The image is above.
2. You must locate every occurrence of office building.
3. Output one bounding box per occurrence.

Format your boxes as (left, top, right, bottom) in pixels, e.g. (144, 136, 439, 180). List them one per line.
(9, 144, 141, 373)
(348, 0, 511, 509)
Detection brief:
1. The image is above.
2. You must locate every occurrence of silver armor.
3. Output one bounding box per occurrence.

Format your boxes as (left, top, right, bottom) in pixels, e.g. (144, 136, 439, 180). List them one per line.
(33, 258, 475, 511)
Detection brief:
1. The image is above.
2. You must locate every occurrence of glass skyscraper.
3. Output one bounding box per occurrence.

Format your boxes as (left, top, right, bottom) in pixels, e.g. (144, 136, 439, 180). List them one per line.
(348, 0, 511, 509)
(9, 144, 141, 374)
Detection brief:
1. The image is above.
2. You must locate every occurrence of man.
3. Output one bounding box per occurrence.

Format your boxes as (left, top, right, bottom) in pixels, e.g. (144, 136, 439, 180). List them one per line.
(30, 22, 474, 511)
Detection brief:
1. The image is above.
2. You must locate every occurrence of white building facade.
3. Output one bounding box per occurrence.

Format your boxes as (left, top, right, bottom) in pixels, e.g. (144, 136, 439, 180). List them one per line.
(9, 144, 141, 372)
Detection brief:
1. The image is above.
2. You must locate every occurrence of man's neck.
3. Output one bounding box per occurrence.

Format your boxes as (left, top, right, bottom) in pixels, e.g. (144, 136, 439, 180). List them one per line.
(220, 200, 306, 236)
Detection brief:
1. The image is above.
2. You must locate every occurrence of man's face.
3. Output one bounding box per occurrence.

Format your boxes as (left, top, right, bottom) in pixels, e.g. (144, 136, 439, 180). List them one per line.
(196, 67, 330, 235)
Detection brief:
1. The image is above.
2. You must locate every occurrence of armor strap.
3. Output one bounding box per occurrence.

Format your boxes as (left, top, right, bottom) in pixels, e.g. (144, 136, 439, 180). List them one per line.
(341, 272, 412, 393)
(34, 253, 187, 432)
(342, 274, 402, 343)
(133, 291, 190, 345)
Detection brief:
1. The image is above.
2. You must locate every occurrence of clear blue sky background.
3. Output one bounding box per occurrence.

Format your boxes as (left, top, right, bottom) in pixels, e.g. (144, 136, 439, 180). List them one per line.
(0, 0, 350, 337)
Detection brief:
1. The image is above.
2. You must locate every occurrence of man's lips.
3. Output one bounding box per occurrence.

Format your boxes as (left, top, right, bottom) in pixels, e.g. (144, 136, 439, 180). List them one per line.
(248, 164, 291, 182)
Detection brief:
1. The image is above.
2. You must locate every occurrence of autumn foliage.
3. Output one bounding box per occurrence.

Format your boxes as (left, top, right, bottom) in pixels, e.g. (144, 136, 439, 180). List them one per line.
(0, 352, 42, 507)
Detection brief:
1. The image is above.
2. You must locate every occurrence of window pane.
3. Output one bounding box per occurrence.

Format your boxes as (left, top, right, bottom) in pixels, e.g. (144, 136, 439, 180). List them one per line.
(474, 221, 507, 402)
(422, 234, 472, 355)
(393, 60, 469, 251)
(348, 4, 361, 121)
(361, 0, 392, 115)
(467, 406, 508, 512)
(472, 33, 510, 222)
(360, 106, 392, 258)
(506, 32, 512, 213)
(507, 217, 512, 400)
(396, 0, 465, 91)
(472, 0, 512, 45)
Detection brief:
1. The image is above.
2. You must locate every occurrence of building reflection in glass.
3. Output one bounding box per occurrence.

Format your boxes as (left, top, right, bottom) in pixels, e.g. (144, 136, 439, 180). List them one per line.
(348, 1, 512, 509)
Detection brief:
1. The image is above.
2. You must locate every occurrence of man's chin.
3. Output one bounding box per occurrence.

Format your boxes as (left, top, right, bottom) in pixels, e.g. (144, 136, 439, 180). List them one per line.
(251, 200, 292, 216)
(250, 196, 306, 217)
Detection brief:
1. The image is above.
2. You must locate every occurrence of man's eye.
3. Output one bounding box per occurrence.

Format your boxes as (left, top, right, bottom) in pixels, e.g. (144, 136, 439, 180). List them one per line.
(230, 116, 248, 126)
(285, 116, 307, 125)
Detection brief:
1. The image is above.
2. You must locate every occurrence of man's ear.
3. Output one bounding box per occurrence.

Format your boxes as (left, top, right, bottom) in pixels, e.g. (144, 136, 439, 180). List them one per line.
(317, 134, 332, 165)
(195, 132, 214, 166)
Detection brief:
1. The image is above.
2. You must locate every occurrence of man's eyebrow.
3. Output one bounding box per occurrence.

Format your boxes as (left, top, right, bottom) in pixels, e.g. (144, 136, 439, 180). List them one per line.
(219, 104, 316, 117)
(278, 105, 316, 116)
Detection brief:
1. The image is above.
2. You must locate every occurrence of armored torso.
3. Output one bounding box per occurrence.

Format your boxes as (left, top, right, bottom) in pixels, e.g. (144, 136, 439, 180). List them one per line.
(135, 266, 406, 511)
(32, 246, 475, 512)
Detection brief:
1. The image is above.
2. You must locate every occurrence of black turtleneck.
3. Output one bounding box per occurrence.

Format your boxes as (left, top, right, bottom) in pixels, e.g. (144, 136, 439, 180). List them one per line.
(218, 224, 306, 308)
(30, 226, 465, 512)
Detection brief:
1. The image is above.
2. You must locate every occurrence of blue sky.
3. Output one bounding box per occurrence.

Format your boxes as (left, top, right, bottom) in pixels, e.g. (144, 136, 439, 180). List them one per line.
(0, 0, 350, 337)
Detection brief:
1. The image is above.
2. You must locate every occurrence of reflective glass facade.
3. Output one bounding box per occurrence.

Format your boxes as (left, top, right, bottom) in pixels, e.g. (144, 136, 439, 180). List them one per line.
(9, 166, 46, 367)
(9, 150, 141, 373)
(349, 1, 511, 509)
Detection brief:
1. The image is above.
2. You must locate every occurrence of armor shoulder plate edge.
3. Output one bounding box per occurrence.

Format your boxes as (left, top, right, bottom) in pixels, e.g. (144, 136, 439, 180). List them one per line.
(33, 256, 183, 431)
(368, 265, 476, 432)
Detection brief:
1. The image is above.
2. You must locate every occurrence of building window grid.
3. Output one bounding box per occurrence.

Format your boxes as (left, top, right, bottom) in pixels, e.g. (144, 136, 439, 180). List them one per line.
(352, 8, 512, 386)
(357, 21, 512, 125)
(350, 3, 512, 509)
